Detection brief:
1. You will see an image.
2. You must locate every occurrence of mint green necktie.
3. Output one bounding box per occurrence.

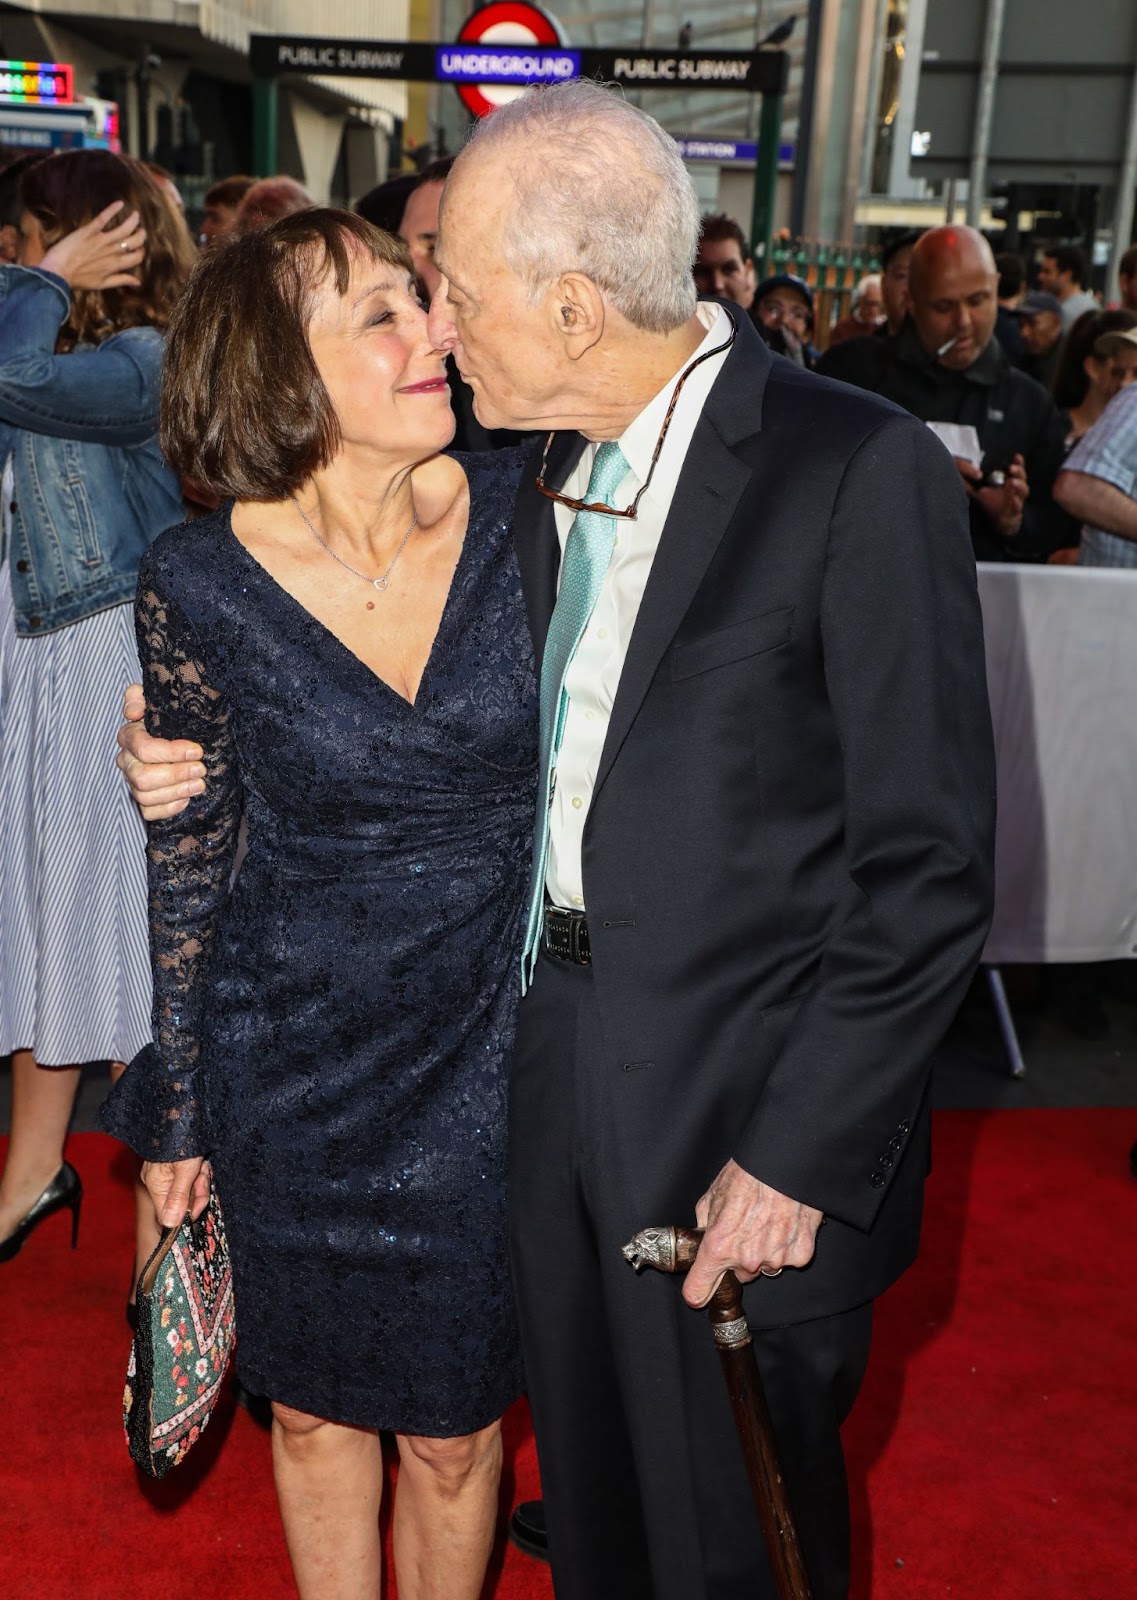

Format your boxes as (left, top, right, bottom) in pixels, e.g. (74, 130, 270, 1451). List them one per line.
(521, 441, 629, 991)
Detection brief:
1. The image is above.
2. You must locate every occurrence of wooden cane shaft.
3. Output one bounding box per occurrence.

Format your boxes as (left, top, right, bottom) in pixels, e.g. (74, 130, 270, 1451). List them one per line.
(711, 1272, 814, 1600)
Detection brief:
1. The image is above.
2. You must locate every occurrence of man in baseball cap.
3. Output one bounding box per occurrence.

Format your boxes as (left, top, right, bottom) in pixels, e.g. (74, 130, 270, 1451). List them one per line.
(1013, 290, 1065, 389)
(752, 272, 816, 367)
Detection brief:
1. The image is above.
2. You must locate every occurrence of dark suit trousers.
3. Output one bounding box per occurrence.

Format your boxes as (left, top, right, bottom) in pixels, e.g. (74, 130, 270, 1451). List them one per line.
(510, 951, 874, 1600)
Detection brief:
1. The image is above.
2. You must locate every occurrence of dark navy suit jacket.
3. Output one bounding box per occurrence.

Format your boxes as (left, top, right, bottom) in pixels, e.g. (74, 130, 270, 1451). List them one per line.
(511, 309, 997, 1325)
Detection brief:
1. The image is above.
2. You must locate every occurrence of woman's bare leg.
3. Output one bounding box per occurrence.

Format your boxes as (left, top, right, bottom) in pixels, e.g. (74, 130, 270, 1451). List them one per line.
(109, 1060, 161, 1298)
(0, 1049, 81, 1239)
(392, 1420, 502, 1600)
(271, 1402, 384, 1599)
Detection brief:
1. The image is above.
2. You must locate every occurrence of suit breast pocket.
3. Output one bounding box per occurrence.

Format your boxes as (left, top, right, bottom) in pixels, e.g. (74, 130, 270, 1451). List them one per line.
(660, 606, 794, 683)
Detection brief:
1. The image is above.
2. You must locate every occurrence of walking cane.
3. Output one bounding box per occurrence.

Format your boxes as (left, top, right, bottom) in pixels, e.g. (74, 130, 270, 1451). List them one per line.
(622, 1225, 814, 1600)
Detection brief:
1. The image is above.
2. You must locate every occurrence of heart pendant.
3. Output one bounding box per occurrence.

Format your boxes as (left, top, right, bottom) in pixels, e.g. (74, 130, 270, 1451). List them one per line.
(373, 577, 388, 591)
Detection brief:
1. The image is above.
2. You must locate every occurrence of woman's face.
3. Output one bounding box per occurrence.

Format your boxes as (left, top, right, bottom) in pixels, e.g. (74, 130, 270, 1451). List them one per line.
(17, 211, 47, 267)
(1089, 345, 1137, 404)
(306, 248, 455, 467)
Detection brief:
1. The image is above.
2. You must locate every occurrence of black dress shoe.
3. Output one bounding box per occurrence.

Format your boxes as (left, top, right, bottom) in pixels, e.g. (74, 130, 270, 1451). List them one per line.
(0, 1161, 83, 1263)
(508, 1499, 549, 1562)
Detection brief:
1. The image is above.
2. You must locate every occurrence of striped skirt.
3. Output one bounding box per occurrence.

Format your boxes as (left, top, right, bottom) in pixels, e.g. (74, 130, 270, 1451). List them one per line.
(0, 564, 152, 1066)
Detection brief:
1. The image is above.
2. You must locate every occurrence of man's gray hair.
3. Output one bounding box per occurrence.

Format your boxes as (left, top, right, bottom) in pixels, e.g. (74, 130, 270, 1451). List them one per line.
(459, 80, 700, 334)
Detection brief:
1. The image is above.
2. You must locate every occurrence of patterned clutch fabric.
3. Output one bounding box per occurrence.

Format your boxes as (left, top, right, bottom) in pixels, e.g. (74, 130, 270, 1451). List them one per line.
(124, 1186, 236, 1478)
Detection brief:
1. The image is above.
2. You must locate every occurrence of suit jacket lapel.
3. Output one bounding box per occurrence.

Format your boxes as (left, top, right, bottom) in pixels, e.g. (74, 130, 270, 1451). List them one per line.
(592, 428, 752, 802)
(591, 313, 772, 802)
(512, 431, 587, 663)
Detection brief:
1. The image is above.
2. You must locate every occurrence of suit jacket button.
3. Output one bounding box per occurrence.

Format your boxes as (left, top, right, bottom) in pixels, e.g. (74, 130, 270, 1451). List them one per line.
(889, 1134, 903, 1152)
(869, 1172, 886, 1188)
(899, 1120, 911, 1135)
(9, 499, 16, 514)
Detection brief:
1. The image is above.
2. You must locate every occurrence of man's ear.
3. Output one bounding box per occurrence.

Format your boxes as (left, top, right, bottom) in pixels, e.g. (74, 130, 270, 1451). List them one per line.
(551, 272, 605, 361)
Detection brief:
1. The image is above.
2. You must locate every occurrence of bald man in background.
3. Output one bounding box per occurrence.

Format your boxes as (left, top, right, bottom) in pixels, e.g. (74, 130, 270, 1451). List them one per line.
(819, 226, 1071, 561)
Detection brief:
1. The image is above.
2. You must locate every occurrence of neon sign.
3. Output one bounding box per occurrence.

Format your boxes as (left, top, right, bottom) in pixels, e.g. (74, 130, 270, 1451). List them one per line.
(0, 60, 74, 105)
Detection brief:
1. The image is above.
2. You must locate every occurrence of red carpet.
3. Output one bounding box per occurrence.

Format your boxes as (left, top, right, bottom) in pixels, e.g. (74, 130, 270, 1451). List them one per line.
(1, 1112, 1134, 1598)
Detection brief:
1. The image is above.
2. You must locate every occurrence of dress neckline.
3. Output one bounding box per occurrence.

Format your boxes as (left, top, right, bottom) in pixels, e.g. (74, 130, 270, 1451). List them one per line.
(222, 499, 472, 712)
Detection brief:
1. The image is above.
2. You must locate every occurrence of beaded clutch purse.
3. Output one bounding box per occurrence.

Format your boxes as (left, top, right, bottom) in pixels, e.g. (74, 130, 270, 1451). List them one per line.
(124, 1186, 236, 1478)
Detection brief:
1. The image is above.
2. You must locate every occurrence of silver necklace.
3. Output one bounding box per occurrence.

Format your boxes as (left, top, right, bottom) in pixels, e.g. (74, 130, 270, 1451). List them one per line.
(292, 497, 419, 592)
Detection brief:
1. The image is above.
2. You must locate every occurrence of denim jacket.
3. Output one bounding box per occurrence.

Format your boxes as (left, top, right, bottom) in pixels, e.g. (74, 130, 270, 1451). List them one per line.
(0, 263, 184, 635)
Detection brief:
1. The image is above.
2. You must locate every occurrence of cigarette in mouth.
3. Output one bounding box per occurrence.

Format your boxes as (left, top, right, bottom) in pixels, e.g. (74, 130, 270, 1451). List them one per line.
(937, 335, 959, 357)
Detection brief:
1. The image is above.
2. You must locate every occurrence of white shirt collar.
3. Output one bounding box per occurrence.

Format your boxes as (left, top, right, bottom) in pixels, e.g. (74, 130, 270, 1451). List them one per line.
(615, 301, 732, 506)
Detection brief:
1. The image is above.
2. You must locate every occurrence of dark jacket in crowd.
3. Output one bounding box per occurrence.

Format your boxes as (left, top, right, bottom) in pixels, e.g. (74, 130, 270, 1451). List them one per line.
(818, 319, 1072, 562)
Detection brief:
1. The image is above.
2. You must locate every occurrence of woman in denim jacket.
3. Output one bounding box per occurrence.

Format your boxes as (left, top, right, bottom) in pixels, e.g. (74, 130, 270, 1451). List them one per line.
(0, 151, 194, 1270)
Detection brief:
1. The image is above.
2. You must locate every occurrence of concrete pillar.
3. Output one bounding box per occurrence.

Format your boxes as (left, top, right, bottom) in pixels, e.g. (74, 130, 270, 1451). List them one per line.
(286, 93, 348, 203)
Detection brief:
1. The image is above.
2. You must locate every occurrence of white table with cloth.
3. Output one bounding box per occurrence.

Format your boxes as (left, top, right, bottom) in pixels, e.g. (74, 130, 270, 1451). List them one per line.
(976, 563, 1137, 1068)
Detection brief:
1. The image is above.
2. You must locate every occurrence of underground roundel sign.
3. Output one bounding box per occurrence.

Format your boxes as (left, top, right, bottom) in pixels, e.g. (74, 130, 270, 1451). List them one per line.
(452, 2, 572, 119)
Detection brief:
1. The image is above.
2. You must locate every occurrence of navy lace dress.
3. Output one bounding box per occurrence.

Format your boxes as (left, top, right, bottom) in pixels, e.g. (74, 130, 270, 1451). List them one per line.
(102, 449, 537, 1435)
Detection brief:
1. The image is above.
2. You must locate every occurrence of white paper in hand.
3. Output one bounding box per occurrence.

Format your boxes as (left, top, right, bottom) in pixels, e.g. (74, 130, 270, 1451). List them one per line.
(924, 421, 983, 467)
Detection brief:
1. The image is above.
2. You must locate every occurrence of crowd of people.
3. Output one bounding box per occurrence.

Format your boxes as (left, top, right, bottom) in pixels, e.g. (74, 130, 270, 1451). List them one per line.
(0, 86, 1124, 1600)
(696, 214, 1137, 574)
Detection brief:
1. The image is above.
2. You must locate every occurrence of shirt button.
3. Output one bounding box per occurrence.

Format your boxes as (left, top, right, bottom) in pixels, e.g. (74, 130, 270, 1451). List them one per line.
(597, 627, 608, 640)
(15, 559, 28, 573)
(585, 709, 596, 721)
(9, 499, 17, 514)
(573, 896, 584, 907)
(28, 615, 41, 628)
(572, 796, 583, 810)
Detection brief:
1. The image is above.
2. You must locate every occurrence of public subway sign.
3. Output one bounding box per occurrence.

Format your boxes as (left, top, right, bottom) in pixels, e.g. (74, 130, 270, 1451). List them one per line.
(0, 60, 74, 104)
(248, 36, 789, 103)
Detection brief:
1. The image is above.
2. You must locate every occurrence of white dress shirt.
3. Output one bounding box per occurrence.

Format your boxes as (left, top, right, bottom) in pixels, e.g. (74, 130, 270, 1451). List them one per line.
(546, 301, 734, 910)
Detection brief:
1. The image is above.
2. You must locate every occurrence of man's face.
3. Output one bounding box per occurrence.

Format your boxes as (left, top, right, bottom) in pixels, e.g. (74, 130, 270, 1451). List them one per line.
(755, 288, 811, 340)
(1037, 255, 1069, 295)
(1018, 309, 1062, 356)
(693, 237, 755, 308)
(200, 202, 239, 248)
(882, 245, 913, 333)
(910, 252, 998, 371)
(430, 161, 566, 431)
(399, 179, 445, 302)
(854, 284, 885, 326)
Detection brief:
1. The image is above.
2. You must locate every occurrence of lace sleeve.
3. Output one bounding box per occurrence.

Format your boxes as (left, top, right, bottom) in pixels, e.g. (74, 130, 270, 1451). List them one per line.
(100, 555, 241, 1162)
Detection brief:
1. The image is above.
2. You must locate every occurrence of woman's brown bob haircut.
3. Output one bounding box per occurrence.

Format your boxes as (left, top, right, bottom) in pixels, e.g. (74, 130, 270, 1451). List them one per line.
(160, 208, 414, 501)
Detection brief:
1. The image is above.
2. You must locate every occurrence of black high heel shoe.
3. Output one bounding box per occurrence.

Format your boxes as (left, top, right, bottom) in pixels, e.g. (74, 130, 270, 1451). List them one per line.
(0, 1161, 83, 1262)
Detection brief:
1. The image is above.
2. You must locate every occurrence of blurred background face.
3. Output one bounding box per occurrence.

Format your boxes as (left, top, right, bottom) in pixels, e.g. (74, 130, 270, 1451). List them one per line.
(853, 275, 885, 326)
(1018, 309, 1062, 356)
(755, 288, 810, 337)
(1037, 255, 1066, 294)
(693, 238, 755, 308)
(399, 179, 445, 302)
(1089, 342, 1137, 402)
(882, 245, 914, 332)
(201, 201, 240, 249)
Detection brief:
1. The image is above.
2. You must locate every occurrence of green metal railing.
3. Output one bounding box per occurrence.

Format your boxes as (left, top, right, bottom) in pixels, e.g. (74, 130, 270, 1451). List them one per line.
(768, 236, 882, 349)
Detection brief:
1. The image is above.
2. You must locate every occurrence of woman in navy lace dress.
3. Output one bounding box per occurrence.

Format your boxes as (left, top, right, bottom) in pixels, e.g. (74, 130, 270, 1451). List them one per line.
(102, 211, 536, 1599)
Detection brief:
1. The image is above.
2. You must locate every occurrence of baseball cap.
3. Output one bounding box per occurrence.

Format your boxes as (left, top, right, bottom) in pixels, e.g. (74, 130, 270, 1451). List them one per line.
(1094, 327, 1137, 356)
(755, 272, 814, 311)
(1012, 291, 1063, 318)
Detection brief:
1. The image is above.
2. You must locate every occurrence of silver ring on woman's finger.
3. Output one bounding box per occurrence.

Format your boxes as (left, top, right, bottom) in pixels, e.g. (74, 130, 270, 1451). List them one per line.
(759, 1266, 783, 1278)
(120, 240, 130, 252)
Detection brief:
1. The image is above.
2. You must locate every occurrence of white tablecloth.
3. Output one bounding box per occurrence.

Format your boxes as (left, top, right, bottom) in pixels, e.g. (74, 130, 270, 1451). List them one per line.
(978, 563, 1137, 963)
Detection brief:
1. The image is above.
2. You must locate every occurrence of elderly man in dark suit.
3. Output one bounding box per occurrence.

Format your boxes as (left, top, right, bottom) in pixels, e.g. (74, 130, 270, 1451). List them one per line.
(118, 82, 995, 1600)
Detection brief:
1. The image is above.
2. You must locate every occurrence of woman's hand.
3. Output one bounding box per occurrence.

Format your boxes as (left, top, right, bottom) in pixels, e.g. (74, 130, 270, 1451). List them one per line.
(142, 1156, 211, 1228)
(38, 201, 146, 291)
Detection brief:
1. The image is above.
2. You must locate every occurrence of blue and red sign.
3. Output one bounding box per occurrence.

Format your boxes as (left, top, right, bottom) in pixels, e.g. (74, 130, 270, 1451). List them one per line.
(450, 2, 571, 118)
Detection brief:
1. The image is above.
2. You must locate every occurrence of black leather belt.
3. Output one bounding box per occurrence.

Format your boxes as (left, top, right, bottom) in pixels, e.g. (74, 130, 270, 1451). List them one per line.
(543, 904, 591, 965)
